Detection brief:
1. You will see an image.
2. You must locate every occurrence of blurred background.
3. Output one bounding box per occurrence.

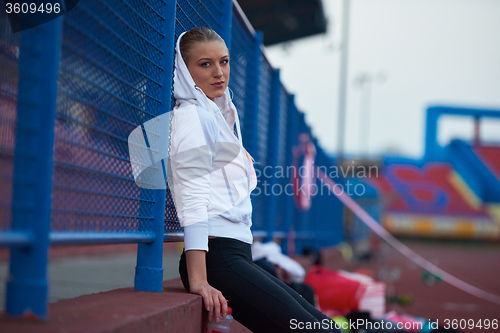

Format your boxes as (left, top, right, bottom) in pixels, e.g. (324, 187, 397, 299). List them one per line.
(263, 0, 500, 159)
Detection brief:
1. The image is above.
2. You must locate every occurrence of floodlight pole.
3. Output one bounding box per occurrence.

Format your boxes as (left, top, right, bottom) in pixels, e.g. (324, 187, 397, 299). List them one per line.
(337, 0, 351, 165)
(353, 72, 386, 157)
(354, 73, 372, 157)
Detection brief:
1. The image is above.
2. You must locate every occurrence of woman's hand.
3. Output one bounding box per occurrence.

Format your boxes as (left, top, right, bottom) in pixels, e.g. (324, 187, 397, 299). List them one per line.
(189, 280, 228, 322)
(185, 249, 228, 322)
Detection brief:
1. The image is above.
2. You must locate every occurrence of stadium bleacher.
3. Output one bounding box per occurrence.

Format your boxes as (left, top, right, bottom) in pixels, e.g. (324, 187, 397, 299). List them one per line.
(369, 162, 499, 239)
(475, 144, 500, 180)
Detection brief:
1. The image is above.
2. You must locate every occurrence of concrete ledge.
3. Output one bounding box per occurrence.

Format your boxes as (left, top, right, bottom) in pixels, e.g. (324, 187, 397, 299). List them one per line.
(0, 278, 252, 333)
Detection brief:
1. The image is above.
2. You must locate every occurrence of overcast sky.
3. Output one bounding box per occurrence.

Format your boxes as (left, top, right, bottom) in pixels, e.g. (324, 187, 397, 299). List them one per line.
(264, 0, 500, 159)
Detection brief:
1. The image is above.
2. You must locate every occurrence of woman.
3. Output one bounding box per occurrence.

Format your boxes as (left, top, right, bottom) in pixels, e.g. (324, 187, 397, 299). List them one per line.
(169, 27, 339, 333)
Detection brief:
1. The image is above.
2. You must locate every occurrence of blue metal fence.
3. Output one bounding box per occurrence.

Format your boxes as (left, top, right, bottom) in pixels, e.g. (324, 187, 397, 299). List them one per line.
(0, 7, 19, 235)
(0, 0, 345, 319)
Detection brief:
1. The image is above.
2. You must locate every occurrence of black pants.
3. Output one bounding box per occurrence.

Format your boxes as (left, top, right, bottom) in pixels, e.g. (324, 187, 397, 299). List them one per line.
(179, 237, 340, 333)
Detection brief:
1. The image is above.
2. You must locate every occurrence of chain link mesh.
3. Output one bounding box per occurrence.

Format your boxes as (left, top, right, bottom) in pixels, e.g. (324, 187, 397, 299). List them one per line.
(250, 56, 273, 231)
(52, 0, 166, 232)
(257, 56, 272, 164)
(229, 11, 259, 146)
(175, 0, 224, 36)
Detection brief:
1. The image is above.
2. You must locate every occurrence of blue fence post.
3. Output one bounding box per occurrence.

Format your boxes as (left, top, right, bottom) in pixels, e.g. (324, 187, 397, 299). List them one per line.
(310, 136, 320, 250)
(135, 189, 166, 292)
(247, 31, 262, 158)
(6, 17, 62, 319)
(221, 0, 233, 50)
(134, 0, 176, 293)
(265, 69, 282, 242)
(281, 95, 298, 254)
(294, 112, 308, 254)
(424, 107, 440, 162)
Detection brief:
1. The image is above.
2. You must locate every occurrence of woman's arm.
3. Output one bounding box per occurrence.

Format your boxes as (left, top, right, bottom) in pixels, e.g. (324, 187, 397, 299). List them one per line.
(185, 250, 228, 322)
(169, 107, 227, 321)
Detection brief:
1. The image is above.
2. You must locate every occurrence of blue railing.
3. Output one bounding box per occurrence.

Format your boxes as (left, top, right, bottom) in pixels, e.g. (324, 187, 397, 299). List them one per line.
(0, 0, 344, 318)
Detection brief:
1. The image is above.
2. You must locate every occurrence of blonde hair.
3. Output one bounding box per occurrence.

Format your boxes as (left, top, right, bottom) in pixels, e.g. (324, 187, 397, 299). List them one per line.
(179, 27, 226, 64)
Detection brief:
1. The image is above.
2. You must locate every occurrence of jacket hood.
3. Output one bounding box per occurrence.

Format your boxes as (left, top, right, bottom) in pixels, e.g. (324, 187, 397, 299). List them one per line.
(173, 32, 240, 142)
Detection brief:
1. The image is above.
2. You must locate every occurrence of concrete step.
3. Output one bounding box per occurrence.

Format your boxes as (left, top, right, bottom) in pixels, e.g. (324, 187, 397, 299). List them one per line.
(0, 278, 252, 333)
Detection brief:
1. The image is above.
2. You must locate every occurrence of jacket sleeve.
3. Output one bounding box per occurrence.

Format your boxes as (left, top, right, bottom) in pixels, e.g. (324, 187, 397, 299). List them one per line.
(169, 106, 217, 252)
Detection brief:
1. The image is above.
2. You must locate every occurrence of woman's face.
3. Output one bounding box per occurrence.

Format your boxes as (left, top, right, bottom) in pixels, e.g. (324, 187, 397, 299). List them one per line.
(186, 41, 230, 101)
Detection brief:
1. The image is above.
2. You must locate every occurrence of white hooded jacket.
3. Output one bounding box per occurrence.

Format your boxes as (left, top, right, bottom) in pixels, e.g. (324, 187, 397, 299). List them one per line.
(168, 32, 257, 252)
